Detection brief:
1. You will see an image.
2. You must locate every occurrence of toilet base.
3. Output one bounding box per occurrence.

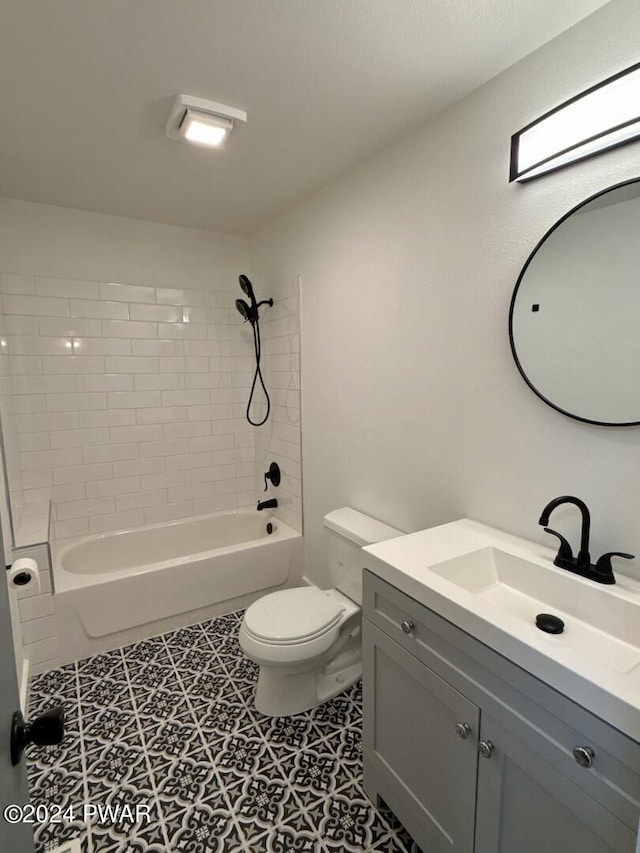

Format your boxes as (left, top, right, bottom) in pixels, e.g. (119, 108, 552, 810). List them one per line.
(254, 652, 362, 717)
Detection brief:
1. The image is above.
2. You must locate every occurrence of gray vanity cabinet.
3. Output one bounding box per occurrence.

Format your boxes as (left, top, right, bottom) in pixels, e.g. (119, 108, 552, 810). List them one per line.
(362, 570, 640, 853)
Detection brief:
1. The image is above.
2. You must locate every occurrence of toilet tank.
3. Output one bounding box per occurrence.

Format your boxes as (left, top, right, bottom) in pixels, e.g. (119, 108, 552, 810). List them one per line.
(323, 507, 402, 605)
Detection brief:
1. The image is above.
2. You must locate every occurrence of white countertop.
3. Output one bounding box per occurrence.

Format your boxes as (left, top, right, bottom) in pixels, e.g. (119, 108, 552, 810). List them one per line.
(363, 518, 640, 742)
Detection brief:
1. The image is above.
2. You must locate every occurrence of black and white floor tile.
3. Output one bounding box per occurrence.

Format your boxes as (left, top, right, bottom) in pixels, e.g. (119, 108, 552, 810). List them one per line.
(27, 611, 421, 853)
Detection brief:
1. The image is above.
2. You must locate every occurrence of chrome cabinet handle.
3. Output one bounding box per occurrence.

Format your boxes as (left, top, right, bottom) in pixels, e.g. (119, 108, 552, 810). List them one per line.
(400, 620, 415, 635)
(478, 740, 494, 759)
(455, 722, 471, 739)
(572, 746, 594, 768)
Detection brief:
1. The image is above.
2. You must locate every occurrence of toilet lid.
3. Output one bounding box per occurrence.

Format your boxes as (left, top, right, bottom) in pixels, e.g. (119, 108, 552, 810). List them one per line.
(244, 587, 345, 644)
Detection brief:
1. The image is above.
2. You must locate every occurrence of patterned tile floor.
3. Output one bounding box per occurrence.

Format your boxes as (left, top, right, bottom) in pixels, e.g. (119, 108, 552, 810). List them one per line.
(27, 611, 421, 853)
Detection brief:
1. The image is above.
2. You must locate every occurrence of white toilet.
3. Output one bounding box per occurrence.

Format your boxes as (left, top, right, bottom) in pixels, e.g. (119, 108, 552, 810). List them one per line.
(239, 507, 401, 716)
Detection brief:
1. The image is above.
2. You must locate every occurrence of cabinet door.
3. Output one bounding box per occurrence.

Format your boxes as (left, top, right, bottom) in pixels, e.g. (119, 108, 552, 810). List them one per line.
(475, 712, 637, 853)
(363, 620, 479, 853)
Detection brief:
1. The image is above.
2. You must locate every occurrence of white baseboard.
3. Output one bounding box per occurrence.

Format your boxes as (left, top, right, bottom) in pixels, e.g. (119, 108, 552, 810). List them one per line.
(19, 656, 30, 713)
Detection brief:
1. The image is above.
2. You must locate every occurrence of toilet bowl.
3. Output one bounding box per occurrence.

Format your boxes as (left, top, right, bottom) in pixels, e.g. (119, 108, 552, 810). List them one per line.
(239, 507, 401, 716)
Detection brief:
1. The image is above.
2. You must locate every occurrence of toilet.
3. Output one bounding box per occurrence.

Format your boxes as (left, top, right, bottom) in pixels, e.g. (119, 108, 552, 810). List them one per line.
(239, 507, 401, 716)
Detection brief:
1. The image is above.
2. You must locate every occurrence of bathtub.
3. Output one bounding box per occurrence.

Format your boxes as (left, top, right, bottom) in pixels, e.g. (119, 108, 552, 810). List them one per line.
(53, 508, 302, 664)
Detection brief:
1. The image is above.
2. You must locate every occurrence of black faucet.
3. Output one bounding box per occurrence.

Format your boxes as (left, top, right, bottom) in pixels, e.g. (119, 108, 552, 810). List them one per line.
(538, 495, 634, 584)
(257, 498, 278, 511)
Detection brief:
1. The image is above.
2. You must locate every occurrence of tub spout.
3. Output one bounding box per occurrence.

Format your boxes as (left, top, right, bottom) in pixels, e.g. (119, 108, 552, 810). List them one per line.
(257, 498, 278, 511)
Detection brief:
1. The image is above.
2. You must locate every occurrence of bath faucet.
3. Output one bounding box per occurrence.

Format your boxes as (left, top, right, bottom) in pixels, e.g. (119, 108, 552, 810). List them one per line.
(538, 495, 634, 584)
(257, 498, 278, 511)
(539, 495, 591, 568)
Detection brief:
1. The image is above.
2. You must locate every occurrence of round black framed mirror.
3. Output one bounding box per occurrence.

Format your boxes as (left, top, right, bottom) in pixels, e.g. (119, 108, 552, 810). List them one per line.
(509, 178, 640, 426)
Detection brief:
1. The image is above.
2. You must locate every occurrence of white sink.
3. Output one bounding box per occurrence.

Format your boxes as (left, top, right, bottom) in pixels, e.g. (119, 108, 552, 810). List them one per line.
(363, 519, 640, 740)
(429, 546, 640, 676)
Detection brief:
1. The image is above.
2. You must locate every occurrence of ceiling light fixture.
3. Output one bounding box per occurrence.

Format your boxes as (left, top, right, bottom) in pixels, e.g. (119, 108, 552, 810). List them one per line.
(165, 94, 247, 149)
(510, 61, 640, 182)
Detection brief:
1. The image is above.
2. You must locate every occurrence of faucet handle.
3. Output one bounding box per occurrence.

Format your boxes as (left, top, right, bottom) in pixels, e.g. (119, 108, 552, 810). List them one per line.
(594, 551, 634, 580)
(263, 462, 281, 492)
(543, 527, 574, 563)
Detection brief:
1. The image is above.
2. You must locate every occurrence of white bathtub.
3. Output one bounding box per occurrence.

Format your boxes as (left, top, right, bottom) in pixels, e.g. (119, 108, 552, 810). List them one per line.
(53, 508, 302, 664)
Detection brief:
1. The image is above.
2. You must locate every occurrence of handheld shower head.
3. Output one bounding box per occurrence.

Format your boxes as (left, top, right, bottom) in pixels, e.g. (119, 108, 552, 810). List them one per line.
(235, 298, 256, 324)
(234, 274, 274, 426)
(239, 274, 256, 303)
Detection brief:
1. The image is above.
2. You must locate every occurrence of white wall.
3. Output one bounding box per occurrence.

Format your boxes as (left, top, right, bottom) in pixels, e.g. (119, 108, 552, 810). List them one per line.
(250, 0, 640, 586)
(0, 200, 259, 538)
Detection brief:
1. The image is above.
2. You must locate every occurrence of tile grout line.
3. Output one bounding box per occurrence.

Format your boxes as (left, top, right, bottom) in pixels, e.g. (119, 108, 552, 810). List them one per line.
(118, 646, 171, 853)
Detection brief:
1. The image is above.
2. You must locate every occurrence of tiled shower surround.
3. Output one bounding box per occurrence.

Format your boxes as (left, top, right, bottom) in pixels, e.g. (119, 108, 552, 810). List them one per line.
(0, 272, 301, 539)
(27, 612, 419, 853)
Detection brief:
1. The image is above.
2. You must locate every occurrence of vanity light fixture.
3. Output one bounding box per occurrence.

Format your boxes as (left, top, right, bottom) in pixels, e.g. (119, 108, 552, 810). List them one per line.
(510, 61, 640, 182)
(165, 94, 247, 149)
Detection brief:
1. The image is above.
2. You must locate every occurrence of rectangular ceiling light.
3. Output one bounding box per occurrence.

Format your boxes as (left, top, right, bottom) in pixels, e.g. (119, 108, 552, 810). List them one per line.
(510, 62, 640, 182)
(181, 110, 232, 147)
(166, 94, 247, 149)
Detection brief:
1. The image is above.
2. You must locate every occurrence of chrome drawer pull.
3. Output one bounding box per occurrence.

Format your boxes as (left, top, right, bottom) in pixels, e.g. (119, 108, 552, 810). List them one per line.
(572, 746, 594, 768)
(455, 722, 471, 739)
(478, 740, 494, 759)
(400, 620, 415, 635)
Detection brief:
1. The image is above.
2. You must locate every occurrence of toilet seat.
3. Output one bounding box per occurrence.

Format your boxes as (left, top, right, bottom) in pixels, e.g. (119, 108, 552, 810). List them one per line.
(243, 587, 345, 645)
(239, 586, 361, 667)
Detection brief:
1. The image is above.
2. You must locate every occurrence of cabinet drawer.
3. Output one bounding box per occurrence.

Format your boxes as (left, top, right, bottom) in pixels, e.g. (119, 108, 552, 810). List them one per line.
(363, 569, 640, 831)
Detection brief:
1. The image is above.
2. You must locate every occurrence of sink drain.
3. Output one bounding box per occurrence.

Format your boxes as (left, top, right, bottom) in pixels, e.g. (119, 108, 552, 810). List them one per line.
(535, 613, 565, 634)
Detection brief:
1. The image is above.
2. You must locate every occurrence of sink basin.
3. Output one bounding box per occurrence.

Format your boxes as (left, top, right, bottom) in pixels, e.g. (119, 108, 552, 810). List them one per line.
(362, 518, 640, 740)
(429, 546, 640, 675)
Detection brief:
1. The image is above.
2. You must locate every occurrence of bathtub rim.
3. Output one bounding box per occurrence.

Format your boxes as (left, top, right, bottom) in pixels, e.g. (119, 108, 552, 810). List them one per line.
(52, 506, 298, 593)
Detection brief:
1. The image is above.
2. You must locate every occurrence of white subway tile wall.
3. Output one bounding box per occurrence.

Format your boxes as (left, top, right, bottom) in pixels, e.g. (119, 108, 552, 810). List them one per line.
(0, 273, 282, 538)
(12, 544, 60, 675)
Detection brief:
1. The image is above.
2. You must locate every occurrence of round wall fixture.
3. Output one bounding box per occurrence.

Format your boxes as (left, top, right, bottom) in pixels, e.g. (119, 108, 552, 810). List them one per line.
(510, 178, 640, 425)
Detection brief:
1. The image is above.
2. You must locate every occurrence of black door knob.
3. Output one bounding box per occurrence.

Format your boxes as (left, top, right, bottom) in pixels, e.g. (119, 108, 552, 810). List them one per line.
(11, 705, 65, 766)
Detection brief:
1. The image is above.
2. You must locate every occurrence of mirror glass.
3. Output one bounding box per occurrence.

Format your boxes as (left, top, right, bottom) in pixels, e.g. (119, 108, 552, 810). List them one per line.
(509, 178, 640, 425)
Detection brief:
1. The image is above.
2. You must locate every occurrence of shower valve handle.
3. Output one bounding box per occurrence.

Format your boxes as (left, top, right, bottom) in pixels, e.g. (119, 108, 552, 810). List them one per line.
(263, 462, 281, 491)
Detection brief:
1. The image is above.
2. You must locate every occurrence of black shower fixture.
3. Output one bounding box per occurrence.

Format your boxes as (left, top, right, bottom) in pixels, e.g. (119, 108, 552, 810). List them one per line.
(235, 275, 273, 426)
(235, 298, 254, 324)
(235, 274, 273, 325)
(239, 273, 254, 300)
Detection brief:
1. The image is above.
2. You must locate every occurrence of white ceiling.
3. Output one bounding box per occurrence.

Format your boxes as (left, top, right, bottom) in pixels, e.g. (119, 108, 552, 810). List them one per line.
(0, 0, 609, 235)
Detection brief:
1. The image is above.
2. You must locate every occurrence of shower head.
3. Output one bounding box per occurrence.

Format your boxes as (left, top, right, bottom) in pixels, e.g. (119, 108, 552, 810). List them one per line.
(235, 275, 272, 326)
(239, 274, 256, 303)
(235, 298, 256, 324)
